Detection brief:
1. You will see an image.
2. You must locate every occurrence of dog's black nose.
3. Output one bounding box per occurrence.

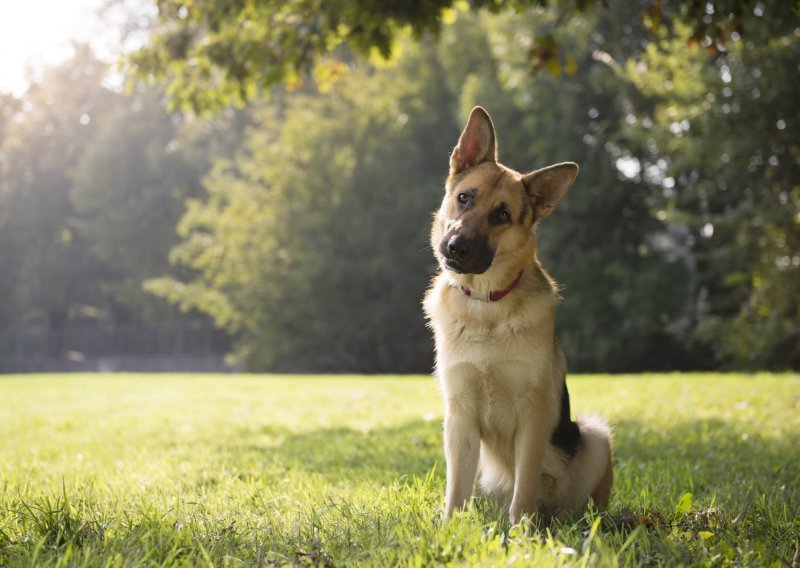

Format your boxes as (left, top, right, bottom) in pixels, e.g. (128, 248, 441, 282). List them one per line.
(447, 235, 470, 260)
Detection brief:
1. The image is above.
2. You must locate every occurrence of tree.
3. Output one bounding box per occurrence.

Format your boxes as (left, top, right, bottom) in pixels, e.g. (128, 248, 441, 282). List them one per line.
(127, 0, 774, 113)
(0, 45, 244, 340)
(0, 93, 24, 327)
(69, 87, 225, 323)
(621, 20, 800, 369)
(146, 42, 458, 371)
(0, 45, 117, 328)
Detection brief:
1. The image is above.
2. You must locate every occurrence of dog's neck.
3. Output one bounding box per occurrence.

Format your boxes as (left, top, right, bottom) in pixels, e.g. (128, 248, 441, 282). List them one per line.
(461, 271, 523, 302)
(444, 253, 558, 304)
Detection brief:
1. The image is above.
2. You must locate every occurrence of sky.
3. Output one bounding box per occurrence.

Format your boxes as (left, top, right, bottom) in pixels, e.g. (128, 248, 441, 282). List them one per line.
(0, 0, 121, 95)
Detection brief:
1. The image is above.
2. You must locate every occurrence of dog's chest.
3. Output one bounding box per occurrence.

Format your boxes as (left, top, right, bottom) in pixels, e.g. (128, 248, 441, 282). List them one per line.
(476, 360, 535, 432)
(436, 300, 553, 371)
(439, 358, 543, 453)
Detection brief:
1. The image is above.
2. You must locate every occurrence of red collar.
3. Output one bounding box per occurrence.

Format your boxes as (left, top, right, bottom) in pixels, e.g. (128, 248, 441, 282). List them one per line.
(461, 271, 523, 302)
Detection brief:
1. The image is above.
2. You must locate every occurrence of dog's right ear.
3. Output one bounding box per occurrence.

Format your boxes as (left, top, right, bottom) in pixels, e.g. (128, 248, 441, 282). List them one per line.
(450, 106, 497, 175)
(523, 162, 579, 220)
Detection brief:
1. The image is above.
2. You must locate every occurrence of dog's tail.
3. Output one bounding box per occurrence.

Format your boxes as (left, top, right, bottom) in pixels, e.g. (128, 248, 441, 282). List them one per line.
(561, 415, 613, 509)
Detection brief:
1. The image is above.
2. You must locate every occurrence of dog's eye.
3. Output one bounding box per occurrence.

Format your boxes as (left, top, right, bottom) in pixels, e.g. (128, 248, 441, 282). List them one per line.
(490, 205, 512, 225)
(457, 192, 470, 204)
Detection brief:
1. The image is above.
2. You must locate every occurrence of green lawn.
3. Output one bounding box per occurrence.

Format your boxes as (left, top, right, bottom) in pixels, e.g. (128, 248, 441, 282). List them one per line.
(0, 373, 798, 566)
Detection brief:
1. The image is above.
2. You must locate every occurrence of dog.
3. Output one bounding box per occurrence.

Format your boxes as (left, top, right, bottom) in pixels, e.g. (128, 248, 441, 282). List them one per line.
(423, 106, 613, 523)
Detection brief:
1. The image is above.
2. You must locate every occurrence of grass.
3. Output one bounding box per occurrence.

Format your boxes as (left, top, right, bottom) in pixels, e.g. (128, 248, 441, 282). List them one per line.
(0, 373, 798, 567)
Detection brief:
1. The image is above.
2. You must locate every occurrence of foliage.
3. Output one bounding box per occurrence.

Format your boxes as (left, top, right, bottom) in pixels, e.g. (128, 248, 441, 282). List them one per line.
(0, 48, 243, 334)
(127, 0, 772, 113)
(0, 373, 798, 565)
(146, 43, 456, 372)
(0, 46, 117, 328)
(69, 88, 200, 322)
(620, 20, 800, 369)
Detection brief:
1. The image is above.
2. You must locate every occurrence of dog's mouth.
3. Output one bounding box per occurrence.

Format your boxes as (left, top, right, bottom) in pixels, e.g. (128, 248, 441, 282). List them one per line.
(443, 258, 466, 274)
(442, 257, 491, 275)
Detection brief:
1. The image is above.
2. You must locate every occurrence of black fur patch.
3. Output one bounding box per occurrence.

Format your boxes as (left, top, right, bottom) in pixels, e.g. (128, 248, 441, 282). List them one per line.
(551, 381, 581, 457)
(488, 202, 512, 225)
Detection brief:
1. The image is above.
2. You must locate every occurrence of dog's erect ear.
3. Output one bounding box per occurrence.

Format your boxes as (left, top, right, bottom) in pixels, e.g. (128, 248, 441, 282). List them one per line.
(523, 162, 579, 220)
(450, 107, 497, 175)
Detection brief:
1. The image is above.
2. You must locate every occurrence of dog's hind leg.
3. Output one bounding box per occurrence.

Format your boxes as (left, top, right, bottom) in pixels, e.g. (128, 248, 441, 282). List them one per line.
(555, 415, 613, 511)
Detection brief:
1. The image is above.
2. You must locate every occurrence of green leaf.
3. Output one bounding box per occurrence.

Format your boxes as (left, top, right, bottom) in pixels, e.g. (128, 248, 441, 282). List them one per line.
(675, 492, 693, 514)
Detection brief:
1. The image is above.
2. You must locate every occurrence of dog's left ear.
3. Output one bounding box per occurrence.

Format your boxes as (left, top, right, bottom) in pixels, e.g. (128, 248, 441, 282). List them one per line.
(523, 162, 579, 220)
(450, 106, 497, 175)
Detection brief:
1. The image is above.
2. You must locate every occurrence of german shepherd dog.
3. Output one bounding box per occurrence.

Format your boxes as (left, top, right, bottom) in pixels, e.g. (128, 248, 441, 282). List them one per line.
(423, 107, 613, 523)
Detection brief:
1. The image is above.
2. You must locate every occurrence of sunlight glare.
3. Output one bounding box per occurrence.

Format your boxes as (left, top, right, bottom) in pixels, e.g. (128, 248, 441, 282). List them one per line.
(0, 0, 105, 95)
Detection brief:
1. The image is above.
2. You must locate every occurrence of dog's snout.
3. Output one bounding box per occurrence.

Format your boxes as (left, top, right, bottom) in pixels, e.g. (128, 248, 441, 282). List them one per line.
(447, 236, 470, 260)
(439, 232, 493, 274)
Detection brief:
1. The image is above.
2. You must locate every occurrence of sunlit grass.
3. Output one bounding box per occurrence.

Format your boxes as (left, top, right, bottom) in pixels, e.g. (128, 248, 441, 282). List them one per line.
(0, 373, 798, 566)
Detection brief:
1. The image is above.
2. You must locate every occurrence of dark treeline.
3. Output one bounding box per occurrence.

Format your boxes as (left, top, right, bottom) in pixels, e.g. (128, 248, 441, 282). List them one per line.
(0, 3, 797, 373)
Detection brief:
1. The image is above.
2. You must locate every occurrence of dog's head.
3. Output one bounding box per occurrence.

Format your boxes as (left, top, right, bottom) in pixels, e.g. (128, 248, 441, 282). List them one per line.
(432, 107, 578, 280)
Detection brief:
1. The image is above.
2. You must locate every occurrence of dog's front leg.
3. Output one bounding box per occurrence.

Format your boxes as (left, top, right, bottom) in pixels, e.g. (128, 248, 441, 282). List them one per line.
(509, 393, 551, 524)
(443, 395, 480, 519)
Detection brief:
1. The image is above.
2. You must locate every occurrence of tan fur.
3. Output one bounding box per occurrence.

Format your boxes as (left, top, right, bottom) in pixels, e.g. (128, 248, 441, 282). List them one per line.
(423, 107, 613, 523)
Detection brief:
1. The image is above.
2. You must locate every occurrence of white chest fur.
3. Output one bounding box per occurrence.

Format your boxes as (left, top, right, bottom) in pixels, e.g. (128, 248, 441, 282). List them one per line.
(424, 274, 560, 436)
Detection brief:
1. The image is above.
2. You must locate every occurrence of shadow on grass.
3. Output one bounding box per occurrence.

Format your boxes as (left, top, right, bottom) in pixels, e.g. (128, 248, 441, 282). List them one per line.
(219, 414, 799, 510)
(611, 417, 800, 509)
(221, 419, 445, 485)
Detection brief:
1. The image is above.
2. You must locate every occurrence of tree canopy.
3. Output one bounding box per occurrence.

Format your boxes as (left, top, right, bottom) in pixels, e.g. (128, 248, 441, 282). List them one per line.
(126, 0, 790, 113)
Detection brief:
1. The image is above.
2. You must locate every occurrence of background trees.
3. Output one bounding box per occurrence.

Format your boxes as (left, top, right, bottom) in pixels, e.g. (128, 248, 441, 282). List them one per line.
(0, 46, 116, 331)
(1, 1, 796, 372)
(146, 43, 457, 371)
(0, 46, 235, 369)
(621, 18, 800, 369)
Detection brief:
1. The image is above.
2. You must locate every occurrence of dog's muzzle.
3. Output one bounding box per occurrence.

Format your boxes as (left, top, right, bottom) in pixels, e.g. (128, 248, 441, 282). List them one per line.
(440, 234, 494, 274)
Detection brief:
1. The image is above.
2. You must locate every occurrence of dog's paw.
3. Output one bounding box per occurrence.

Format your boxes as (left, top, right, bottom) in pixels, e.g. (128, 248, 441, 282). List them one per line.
(509, 502, 535, 525)
(508, 511, 539, 532)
